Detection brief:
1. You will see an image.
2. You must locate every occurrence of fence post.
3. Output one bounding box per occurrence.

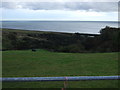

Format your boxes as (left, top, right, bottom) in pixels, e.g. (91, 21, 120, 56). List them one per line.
(61, 77, 68, 90)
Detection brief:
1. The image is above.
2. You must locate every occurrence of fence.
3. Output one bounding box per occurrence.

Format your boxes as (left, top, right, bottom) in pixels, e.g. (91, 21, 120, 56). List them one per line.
(1, 76, 120, 82)
(1, 76, 120, 89)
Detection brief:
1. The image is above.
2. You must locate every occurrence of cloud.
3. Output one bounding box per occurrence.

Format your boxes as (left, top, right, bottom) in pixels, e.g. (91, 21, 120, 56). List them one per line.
(2, 0, 120, 2)
(2, 2, 118, 12)
(2, 2, 19, 9)
(2, 8, 117, 21)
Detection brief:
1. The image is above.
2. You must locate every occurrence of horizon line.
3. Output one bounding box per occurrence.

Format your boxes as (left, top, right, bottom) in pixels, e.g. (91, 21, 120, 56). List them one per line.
(0, 20, 118, 22)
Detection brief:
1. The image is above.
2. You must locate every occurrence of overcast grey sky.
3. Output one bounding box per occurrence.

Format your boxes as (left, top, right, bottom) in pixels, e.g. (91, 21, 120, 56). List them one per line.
(1, 1, 119, 21)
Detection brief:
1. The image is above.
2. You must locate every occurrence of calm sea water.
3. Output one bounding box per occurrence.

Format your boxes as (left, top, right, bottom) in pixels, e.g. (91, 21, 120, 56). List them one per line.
(2, 21, 118, 34)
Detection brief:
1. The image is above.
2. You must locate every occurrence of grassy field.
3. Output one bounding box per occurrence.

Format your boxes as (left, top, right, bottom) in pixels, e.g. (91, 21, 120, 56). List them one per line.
(2, 49, 119, 88)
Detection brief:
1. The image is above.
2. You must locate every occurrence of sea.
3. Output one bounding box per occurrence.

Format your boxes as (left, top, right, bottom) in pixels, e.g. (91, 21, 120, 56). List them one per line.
(1, 21, 118, 34)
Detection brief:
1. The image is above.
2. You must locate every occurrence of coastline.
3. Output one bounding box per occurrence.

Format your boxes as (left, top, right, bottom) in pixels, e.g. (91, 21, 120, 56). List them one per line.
(1, 28, 100, 35)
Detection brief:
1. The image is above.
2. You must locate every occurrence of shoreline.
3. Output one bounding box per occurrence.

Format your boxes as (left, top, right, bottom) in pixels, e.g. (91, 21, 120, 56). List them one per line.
(1, 28, 100, 35)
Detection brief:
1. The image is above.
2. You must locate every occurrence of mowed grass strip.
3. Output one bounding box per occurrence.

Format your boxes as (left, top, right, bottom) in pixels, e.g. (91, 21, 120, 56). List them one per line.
(2, 50, 119, 88)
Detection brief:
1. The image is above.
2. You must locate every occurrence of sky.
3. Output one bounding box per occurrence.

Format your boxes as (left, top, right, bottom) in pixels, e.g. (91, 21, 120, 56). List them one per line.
(1, 0, 119, 21)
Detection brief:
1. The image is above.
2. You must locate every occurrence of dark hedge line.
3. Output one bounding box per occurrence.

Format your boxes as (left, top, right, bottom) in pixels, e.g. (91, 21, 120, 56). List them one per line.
(2, 26, 120, 53)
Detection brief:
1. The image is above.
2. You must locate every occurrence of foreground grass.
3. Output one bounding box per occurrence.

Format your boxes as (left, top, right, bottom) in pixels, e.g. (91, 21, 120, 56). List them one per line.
(2, 50, 119, 88)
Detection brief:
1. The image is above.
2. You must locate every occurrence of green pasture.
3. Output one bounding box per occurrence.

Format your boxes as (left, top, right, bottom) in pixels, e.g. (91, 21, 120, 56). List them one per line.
(2, 50, 119, 88)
